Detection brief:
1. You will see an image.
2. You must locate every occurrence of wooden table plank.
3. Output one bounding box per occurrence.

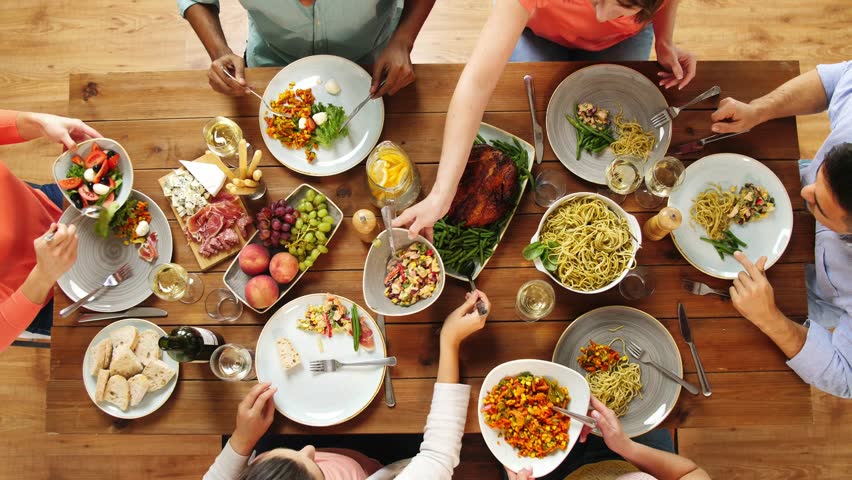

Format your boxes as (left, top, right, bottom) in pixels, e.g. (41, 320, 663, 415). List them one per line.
(53, 262, 809, 328)
(69, 62, 800, 121)
(45, 371, 812, 435)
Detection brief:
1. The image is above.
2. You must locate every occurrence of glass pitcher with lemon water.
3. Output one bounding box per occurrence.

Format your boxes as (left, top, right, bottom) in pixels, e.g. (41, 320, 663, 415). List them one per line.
(366, 141, 421, 209)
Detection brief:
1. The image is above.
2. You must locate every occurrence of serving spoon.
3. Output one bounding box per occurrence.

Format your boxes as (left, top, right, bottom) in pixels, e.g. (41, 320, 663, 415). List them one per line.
(45, 205, 103, 241)
(380, 204, 401, 274)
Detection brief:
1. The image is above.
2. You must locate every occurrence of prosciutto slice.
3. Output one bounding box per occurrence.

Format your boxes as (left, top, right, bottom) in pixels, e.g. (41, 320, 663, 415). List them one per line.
(138, 232, 159, 263)
(184, 193, 253, 257)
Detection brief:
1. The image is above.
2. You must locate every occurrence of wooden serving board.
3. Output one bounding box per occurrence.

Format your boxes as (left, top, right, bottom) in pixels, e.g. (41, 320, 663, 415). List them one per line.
(157, 169, 253, 271)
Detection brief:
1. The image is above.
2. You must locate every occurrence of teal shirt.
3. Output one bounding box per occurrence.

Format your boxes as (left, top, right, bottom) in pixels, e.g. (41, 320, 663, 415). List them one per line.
(178, 0, 404, 67)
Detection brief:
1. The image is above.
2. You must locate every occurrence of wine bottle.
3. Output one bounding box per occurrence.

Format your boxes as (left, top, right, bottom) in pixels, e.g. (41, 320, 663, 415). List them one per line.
(159, 326, 224, 363)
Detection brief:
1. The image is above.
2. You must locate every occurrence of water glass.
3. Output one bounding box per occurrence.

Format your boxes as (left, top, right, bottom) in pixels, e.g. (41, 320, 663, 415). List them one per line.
(533, 169, 568, 207)
(516, 279, 556, 322)
(206, 288, 243, 322)
(210, 344, 256, 381)
(618, 266, 656, 300)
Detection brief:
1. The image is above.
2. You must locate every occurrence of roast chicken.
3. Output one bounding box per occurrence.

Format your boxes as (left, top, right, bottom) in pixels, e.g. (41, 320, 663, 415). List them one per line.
(447, 144, 519, 228)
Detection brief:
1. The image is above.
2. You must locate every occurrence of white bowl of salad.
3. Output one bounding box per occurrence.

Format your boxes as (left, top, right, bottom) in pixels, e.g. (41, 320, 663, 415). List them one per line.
(362, 227, 445, 317)
(53, 138, 133, 211)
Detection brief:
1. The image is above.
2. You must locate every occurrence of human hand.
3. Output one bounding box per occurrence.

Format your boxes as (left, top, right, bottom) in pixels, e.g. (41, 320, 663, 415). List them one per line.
(17, 112, 102, 151)
(440, 290, 490, 348)
(505, 467, 534, 479)
(371, 36, 416, 98)
(34, 223, 78, 283)
(392, 192, 451, 241)
(729, 252, 778, 329)
(655, 43, 697, 90)
(710, 97, 763, 134)
(209, 52, 249, 96)
(230, 382, 278, 456)
(587, 396, 632, 455)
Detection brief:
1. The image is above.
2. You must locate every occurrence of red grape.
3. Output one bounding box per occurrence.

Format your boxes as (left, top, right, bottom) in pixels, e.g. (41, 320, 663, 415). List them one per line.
(272, 219, 282, 231)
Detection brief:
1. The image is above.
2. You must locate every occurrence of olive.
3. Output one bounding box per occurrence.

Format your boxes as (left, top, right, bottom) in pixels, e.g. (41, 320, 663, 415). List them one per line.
(104, 149, 118, 159)
(87, 182, 95, 190)
(93, 163, 101, 172)
(99, 176, 110, 185)
(69, 193, 83, 209)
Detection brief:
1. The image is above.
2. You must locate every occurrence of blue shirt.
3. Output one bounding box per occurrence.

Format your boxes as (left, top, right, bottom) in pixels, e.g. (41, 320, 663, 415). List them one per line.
(178, 0, 404, 67)
(787, 61, 852, 398)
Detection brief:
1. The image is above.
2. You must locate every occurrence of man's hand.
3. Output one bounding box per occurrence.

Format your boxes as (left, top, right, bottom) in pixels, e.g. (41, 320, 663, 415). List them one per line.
(16, 113, 102, 151)
(371, 36, 416, 98)
(230, 382, 278, 456)
(729, 252, 780, 329)
(209, 52, 249, 96)
(440, 290, 490, 348)
(655, 43, 696, 90)
(710, 97, 764, 134)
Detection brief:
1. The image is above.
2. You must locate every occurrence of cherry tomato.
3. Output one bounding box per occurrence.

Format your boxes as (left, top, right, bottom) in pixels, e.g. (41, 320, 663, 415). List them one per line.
(57, 177, 82, 190)
(90, 143, 103, 154)
(78, 184, 99, 202)
(84, 151, 106, 169)
(71, 154, 84, 166)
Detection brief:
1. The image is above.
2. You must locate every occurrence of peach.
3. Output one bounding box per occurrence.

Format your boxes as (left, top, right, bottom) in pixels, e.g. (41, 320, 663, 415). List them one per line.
(240, 244, 270, 276)
(270, 252, 299, 284)
(245, 275, 279, 310)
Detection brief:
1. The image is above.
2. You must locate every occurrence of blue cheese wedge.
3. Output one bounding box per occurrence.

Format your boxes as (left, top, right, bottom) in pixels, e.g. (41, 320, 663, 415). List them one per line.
(179, 160, 227, 196)
(162, 168, 210, 218)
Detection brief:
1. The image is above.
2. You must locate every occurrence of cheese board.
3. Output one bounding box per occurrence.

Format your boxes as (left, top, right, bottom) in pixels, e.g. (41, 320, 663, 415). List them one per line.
(158, 156, 255, 271)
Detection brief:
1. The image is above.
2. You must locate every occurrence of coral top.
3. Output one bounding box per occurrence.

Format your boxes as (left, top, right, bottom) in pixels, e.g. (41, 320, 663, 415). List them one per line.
(518, 0, 656, 52)
(0, 110, 63, 349)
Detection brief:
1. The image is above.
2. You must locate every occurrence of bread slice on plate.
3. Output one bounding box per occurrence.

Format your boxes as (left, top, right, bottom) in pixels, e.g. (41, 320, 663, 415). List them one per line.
(109, 348, 143, 378)
(94, 369, 110, 402)
(128, 374, 150, 407)
(143, 359, 176, 392)
(104, 375, 130, 411)
(89, 338, 113, 376)
(110, 325, 139, 351)
(276, 337, 301, 370)
(134, 330, 162, 366)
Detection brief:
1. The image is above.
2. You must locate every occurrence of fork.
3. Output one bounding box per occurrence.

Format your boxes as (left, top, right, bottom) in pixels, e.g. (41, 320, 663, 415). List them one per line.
(682, 279, 730, 299)
(650, 86, 721, 128)
(220, 66, 290, 118)
(59, 264, 133, 318)
(626, 340, 699, 395)
(309, 356, 398, 373)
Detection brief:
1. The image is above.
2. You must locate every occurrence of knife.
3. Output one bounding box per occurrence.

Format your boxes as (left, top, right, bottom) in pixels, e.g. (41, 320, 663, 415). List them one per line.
(678, 303, 711, 396)
(376, 314, 396, 407)
(523, 75, 544, 165)
(671, 130, 750, 156)
(77, 307, 168, 323)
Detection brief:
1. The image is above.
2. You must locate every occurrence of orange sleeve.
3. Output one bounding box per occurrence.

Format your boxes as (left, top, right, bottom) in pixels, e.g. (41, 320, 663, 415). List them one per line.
(0, 289, 45, 352)
(516, 0, 538, 14)
(0, 110, 25, 145)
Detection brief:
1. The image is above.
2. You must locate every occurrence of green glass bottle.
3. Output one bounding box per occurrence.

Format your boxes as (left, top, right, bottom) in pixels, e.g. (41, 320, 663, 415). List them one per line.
(159, 326, 224, 363)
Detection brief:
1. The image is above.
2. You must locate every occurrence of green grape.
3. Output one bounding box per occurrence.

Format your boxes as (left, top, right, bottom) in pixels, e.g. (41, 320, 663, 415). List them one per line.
(316, 203, 327, 213)
(304, 258, 314, 268)
(315, 231, 327, 242)
(305, 242, 316, 251)
(318, 245, 329, 254)
(310, 251, 320, 261)
(298, 262, 307, 271)
(317, 208, 328, 218)
(288, 246, 297, 255)
(313, 194, 326, 205)
(295, 219, 304, 229)
(306, 189, 316, 201)
(317, 222, 331, 233)
(304, 202, 314, 212)
(309, 219, 319, 227)
(308, 211, 317, 219)
(311, 247, 320, 256)
(322, 216, 335, 224)
(297, 247, 305, 257)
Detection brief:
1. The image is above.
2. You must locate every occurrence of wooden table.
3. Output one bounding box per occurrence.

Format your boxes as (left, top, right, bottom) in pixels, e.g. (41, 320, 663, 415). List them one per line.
(47, 61, 815, 438)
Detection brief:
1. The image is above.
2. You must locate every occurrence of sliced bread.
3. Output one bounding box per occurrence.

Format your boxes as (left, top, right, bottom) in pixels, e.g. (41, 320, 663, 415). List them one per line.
(104, 375, 130, 411)
(128, 374, 150, 407)
(134, 330, 162, 366)
(276, 337, 301, 370)
(89, 338, 113, 376)
(142, 359, 176, 392)
(94, 369, 110, 402)
(110, 325, 139, 351)
(109, 348, 143, 378)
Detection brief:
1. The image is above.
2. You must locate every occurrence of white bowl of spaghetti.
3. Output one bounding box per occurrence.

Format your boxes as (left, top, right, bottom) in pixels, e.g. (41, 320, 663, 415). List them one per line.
(528, 193, 641, 294)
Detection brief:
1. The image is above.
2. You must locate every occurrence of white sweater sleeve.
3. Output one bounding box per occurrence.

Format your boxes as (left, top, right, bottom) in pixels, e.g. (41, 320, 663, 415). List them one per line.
(203, 440, 249, 480)
(391, 383, 471, 480)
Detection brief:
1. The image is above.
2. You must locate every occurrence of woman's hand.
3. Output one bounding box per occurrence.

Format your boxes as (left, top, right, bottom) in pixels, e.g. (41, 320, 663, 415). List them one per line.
(209, 52, 249, 96)
(34, 223, 78, 283)
(16, 112, 102, 151)
(230, 382, 278, 456)
(440, 290, 490, 348)
(585, 396, 632, 455)
(371, 35, 416, 98)
(655, 42, 697, 90)
(392, 192, 452, 241)
(505, 467, 534, 479)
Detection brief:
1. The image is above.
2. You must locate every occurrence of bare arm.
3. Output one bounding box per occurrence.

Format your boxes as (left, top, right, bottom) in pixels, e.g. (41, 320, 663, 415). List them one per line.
(392, 0, 436, 49)
(183, 3, 231, 60)
(619, 441, 710, 480)
(371, 0, 437, 96)
(651, 0, 678, 48)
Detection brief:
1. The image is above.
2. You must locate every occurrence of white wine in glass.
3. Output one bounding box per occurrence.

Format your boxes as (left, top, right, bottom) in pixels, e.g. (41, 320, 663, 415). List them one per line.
(150, 263, 204, 304)
(203, 116, 243, 159)
(516, 280, 556, 322)
(636, 156, 686, 208)
(605, 156, 644, 195)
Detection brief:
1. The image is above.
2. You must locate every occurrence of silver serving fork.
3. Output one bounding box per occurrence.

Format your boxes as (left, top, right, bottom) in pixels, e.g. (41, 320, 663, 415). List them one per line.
(682, 279, 730, 299)
(309, 356, 398, 373)
(59, 264, 133, 318)
(650, 86, 721, 128)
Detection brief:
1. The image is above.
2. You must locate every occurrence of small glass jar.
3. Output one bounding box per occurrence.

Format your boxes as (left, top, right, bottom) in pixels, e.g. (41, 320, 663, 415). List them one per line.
(366, 141, 421, 209)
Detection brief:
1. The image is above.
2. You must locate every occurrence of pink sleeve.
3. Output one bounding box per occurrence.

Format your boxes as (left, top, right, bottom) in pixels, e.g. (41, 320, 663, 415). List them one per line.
(0, 289, 45, 352)
(0, 110, 25, 145)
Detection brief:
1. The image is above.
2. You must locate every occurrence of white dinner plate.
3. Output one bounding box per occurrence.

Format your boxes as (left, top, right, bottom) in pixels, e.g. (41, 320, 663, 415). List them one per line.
(255, 293, 387, 426)
(259, 55, 384, 176)
(545, 64, 671, 185)
(478, 359, 590, 478)
(668, 153, 794, 279)
(81, 319, 179, 419)
(57, 189, 173, 312)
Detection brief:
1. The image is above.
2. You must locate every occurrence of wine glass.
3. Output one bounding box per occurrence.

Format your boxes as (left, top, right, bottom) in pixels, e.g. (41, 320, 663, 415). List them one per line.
(635, 156, 686, 209)
(618, 266, 656, 300)
(600, 155, 644, 205)
(203, 116, 243, 167)
(515, 280, 555, 322)
(206, 288, 243, 321)
(210, 344, 256, 381)
(533, 169, 568, 207)
(149, 263, 204, 304)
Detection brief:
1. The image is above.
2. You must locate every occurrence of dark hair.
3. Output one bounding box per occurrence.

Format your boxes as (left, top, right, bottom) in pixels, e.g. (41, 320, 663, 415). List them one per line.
(823, 142, 852, 226)
(239, 456, 314, 480)
(617, 0, 666, 23)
